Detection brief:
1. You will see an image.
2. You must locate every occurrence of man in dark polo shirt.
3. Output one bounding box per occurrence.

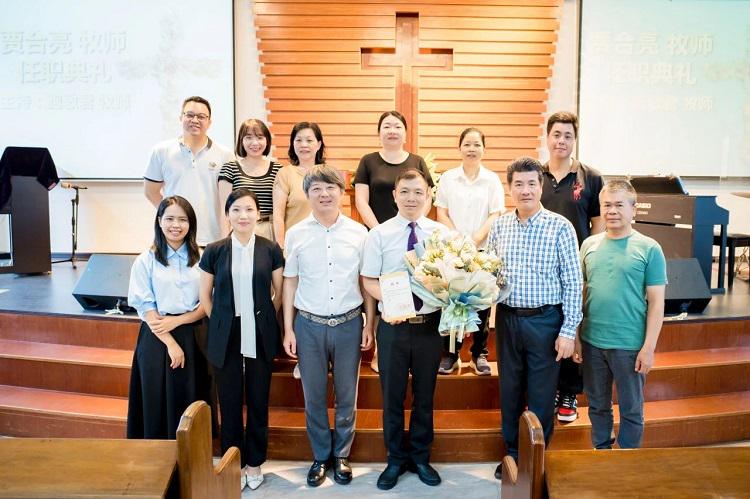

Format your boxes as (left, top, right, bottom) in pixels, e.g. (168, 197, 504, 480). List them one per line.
(541, 111, 605, 422)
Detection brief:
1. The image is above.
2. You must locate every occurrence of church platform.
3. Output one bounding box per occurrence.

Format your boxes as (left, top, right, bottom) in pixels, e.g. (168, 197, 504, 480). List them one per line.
(0, 261, 748, 460)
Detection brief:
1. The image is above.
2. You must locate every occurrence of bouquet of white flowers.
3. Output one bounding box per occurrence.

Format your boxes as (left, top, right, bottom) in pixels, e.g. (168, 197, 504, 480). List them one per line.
(405, 230, 510, 352)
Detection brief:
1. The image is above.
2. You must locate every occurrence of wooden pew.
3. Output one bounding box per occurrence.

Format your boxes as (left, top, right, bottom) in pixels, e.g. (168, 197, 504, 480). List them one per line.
(502, 410, 750, 498)
(178, 400, 240, 499)
(545, 447, 750, 498)
(501, 410, 546, 499)
(0, 400, 240, 498)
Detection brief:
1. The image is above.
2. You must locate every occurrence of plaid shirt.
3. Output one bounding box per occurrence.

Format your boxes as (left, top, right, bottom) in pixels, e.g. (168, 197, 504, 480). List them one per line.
(487, 207, 583, 339)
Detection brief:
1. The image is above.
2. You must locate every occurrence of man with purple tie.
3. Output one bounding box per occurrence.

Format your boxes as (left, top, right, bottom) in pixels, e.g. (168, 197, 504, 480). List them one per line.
(361, 169, 449, 490)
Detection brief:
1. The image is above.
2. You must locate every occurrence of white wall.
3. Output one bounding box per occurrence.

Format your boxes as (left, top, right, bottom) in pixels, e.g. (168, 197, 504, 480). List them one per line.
(49, 181, 153, 253)
(4, 0, 266, 255)
(539, 0, 579, 164)
(541, 0, 750, 234)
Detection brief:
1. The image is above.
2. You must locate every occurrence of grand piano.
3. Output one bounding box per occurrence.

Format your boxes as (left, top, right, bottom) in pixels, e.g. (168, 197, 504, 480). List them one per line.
(630, 176, 729, 293)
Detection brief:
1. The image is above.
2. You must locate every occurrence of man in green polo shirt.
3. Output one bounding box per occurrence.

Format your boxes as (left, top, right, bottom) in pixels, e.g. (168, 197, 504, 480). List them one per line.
(574, 180, 667, 449)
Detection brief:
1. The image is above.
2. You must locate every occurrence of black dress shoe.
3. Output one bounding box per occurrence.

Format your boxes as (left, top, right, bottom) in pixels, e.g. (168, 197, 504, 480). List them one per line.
(494, 463, 502, 480)
(306, 459, 330, 487)
(376, 462, 408, 490)
(333, 457, 352, 485)
(411, 462, 441, 486)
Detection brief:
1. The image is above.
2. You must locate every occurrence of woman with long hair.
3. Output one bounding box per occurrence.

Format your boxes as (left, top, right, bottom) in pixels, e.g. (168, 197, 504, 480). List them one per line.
(127, 195, 205, 440)
(272, 121, 326, 249)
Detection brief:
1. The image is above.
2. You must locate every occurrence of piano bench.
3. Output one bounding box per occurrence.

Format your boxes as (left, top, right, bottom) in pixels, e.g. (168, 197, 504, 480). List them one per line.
(713, 232, 750, 289)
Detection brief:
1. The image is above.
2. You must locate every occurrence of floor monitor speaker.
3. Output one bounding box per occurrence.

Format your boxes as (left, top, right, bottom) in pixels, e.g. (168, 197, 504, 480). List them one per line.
(665, 258, 711, 314)
(72, 254, 137, 311)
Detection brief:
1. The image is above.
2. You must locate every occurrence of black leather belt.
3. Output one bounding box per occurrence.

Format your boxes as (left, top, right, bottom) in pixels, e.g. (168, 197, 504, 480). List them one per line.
(498, 303, 560, 317)
(407, 311, 440, 324)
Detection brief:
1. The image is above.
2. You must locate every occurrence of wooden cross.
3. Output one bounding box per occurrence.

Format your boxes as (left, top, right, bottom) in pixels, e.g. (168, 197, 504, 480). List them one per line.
(361, 13, 453, 152)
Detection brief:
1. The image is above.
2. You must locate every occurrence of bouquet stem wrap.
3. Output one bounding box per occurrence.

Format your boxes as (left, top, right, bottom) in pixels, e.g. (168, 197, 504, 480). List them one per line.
(404, 231, 510, 351)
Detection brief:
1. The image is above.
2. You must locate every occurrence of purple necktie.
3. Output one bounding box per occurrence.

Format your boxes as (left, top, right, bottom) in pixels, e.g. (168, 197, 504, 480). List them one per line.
(407, 222, 423, 311)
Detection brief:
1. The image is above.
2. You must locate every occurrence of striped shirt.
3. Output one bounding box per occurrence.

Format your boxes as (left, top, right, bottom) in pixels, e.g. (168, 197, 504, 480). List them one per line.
(218, 160, 282, 215)
(486, 207, 583, 339)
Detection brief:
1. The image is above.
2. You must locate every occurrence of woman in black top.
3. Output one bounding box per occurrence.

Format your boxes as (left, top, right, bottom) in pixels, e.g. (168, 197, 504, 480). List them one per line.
(218, 119, 282, 241)
(352, 111, 434, 372)
(199, 188, 284, 491)
(353, 110, 434, 229)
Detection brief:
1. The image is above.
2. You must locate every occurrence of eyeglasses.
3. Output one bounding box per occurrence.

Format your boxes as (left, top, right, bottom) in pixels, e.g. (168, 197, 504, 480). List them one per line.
(183, 112, 209, 122)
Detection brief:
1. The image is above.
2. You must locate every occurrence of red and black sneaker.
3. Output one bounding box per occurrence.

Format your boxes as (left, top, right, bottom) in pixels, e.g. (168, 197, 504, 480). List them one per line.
(557, 393, 578, 422)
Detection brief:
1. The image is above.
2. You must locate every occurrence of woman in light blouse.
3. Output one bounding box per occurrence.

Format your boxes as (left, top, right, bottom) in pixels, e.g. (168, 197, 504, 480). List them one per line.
(435, 127, 504, 376)
(127, 195, 205, 440)
(199, 188, 284, 491)
(272, 122, 326, 250)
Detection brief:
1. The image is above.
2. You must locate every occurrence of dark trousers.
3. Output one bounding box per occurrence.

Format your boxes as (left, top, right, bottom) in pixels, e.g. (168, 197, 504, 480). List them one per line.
(495, 304, 562, 460)
(377, 311, 442, 465)
(557, 357, 584, 395)
(193, 319, 220, 436)
(213, 318, 273, 467)
(442, 307, 490, 358)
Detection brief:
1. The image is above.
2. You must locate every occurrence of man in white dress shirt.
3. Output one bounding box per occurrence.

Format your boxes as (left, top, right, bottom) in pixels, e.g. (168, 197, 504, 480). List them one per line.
(361, 169, 448, 490)
(143, 96, 233, 246)
(282, 165, 374, 487)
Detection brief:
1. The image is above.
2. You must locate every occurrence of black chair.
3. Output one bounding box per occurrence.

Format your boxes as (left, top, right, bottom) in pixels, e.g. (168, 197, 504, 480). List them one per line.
(713, 232, 750, 289)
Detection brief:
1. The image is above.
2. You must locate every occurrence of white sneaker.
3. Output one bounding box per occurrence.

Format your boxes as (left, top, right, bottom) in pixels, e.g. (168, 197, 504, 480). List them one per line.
(247, 471, 264, 490)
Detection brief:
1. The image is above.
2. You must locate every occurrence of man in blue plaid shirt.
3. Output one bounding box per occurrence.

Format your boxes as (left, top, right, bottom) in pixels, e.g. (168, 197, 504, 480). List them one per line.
(487, 157, 583, 480)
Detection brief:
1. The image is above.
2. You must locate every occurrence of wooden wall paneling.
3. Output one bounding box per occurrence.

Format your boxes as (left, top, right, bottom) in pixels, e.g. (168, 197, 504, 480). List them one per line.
(261, 64, 388, 75)
(256, 15, 397, 28)
(266, 101, 393, 112)
(262, 0, 560, 5)
(254, 4, 560, 18)
(254, 0, 563, 183)
(420, 77, 551, 90)
(420, 112, 545, 125)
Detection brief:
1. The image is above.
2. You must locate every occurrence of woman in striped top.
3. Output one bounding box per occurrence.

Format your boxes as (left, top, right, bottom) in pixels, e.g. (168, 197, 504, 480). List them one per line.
(219, 118, 281, 241)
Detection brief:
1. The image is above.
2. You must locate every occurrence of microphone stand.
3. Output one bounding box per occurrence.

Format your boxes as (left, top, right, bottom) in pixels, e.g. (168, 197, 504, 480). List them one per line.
(52, 185, 82, 268)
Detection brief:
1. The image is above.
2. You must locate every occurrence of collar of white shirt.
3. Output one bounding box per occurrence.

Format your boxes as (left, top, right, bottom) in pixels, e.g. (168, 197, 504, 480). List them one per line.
(178, 136, 213, 151)
(393, 213, 430, 229)
(231, 232, 256, 250)
(456, 164, 492, 184)
(303, 211, 345, 230)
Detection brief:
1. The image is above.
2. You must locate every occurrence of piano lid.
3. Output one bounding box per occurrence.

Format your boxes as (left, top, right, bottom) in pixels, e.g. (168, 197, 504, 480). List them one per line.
(634, 194, 728, 226)
(630, 176, 688, 195)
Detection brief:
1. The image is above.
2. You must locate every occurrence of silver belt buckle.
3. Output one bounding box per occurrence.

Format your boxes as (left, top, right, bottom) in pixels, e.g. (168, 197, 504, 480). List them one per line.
(327, 317, 338, 327)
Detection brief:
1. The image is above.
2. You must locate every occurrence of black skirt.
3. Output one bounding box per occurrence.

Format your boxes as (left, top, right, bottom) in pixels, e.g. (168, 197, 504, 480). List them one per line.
(126, 320, 199, 439)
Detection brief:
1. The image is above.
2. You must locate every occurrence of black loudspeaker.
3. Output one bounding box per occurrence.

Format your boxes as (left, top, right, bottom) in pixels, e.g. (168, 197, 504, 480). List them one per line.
(73, 254, 137, 311)
(665, 258, 711, 314)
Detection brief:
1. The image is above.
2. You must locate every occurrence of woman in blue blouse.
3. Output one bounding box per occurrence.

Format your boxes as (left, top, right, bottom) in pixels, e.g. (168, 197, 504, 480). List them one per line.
(127, 195, 205, 440)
